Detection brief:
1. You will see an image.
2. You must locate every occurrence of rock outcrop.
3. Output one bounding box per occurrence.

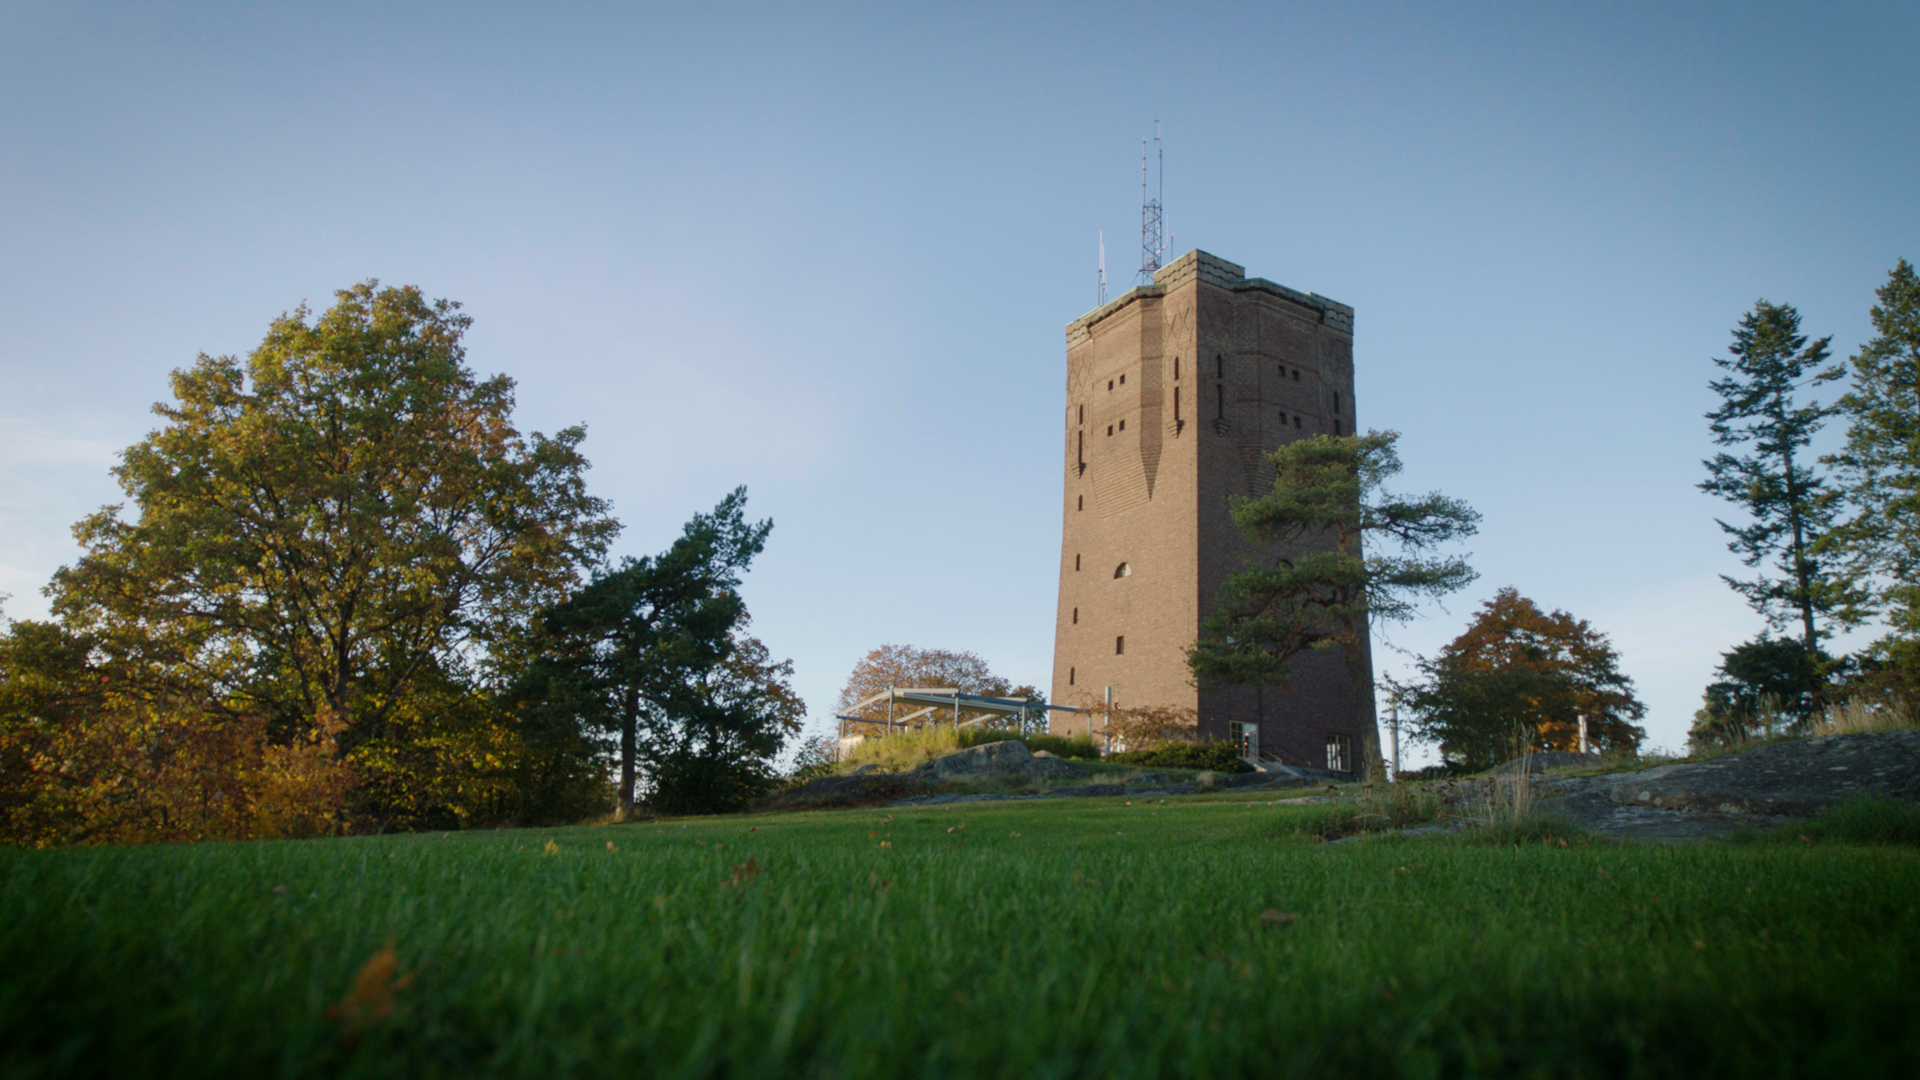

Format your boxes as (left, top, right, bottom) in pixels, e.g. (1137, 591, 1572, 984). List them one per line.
(910, 740, 1090, 781)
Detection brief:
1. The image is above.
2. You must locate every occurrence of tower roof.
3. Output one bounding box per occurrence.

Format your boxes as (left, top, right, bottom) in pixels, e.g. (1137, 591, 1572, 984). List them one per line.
(1067, 250, 1353, 346)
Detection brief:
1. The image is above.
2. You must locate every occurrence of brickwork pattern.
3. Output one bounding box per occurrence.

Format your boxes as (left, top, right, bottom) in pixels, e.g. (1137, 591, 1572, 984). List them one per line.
(1051, 250, 1381, 772)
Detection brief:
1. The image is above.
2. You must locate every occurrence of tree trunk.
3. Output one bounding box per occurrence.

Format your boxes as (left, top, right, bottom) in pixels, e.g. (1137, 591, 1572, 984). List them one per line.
(618, 686, 638, 820)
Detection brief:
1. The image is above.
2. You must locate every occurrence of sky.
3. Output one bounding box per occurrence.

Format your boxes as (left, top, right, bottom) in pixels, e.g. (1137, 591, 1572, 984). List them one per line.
(3, 1, 1916, 764)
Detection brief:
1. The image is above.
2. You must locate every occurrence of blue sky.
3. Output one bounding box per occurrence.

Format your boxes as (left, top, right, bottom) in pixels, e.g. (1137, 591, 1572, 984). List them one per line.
(3, 1, 1915, 762)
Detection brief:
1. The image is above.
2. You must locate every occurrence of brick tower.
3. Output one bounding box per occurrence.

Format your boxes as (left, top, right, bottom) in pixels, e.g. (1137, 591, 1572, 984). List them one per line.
(1049, 250, 1380, 773)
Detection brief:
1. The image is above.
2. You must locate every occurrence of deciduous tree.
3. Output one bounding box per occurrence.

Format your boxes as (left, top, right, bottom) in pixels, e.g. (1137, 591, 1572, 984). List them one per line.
(835, 645, 1043, 734)
(48, 281, 618, 757)
(1398, 588, 1646, 770)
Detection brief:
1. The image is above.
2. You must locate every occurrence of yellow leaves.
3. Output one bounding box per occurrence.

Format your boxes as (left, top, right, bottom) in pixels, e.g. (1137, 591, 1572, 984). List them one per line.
(1258, 908, 1301, 926)
(879, 841, 892, 850)
(542, 839, 558, 856)
(324, 941, 415, 1048)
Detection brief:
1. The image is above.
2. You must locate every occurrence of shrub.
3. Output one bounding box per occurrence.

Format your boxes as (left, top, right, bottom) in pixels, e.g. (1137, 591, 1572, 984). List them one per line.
(1106, 740, 1253, 773)
(958, 728, 1099, 760)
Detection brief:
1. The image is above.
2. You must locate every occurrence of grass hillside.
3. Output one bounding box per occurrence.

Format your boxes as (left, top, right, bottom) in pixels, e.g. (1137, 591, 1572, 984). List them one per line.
(4, 791, 1918, 1078)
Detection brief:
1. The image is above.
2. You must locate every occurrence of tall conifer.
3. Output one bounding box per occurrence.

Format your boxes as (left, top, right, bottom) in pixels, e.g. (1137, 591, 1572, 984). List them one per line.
(1700, 301, 1847, 649)
(1822, 260, 1920, 663)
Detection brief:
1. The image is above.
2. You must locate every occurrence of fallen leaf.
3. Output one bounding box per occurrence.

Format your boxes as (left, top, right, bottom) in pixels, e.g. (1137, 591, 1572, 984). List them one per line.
(879, 841, 892, 849)
(748, 826, 759, 833)
(1259, 908, 1300, 925)
(720, 856, 762, 890)
(605, 841, 617, 852)
(1799, 835, 1814, 845)
(947, 826, 956, 834)
(272, 884, 287, 895)
(324, 941, 415, 1049)
(1693, 940, 1707, 950)
(542, 840, 559, 856)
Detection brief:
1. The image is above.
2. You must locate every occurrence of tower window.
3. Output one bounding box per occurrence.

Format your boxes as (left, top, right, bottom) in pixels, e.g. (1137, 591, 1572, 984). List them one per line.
(1174, 385, 1180, 423)
(1326, 734, 1352, 773)
(1216, 384, 1224, 420)
(1115, 635, 1125, 655)
(1294, 415, 1302, 429)
(1293, 369, 1301, 382)
(1174, 357, 1180, 380)
(1333, 391, 1341, 413)
(1069, 667, 1076, 686)
(1078, 404, 1084, 422)
(1113, 562, 1131, 578)
(1107, 424, 1113, 436)
(1118, 418, 1125, 431)
(1075, 554, 1081, 571)
(1108, 380, 1114, 391)
(1119, 374, 1126, 385)
(1334, 419, 1342, 435)
(1216, 354, 1224, 379)
(1077, 494, 1083, 511)
(1072, 607, 1078, 624)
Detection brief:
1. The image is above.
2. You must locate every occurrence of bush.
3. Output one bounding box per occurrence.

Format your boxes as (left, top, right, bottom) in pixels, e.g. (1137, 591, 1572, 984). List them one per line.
(958, 728, 1099, 760)
(1106, 741, 1254, 773)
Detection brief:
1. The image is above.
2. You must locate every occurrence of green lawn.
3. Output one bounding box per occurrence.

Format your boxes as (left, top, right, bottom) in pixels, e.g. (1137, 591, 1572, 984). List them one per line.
(4, 792, 1917, 1078)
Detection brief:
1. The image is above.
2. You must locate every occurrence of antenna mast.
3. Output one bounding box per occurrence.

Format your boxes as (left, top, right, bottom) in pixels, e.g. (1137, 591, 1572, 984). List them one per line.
(1138, 120, 1164, 285)
(1097, 231, 1108, 306)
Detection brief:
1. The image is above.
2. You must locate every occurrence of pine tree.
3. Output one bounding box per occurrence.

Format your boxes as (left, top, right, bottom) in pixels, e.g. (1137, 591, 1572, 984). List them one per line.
(1699, 301, 1849, 649)
(1822, 260, 1920, 665)
(1187, 431, 1479, 751)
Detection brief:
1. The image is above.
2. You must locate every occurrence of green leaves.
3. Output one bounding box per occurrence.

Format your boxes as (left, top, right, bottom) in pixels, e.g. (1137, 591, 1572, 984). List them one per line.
(1189, 431, 1479, 698)
(1396, 588, 1647, 769)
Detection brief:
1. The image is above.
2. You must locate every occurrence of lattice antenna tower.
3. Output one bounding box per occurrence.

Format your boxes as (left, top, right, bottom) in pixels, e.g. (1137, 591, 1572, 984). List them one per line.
(1137, 120, 1164, 285)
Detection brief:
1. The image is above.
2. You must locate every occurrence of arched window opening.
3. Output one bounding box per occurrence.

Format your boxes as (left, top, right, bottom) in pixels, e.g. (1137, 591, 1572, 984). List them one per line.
(1114, 562, 1131, 579)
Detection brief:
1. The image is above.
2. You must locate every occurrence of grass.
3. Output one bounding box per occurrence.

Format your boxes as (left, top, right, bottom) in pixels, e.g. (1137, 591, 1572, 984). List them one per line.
(4, 793, 1919, 1078)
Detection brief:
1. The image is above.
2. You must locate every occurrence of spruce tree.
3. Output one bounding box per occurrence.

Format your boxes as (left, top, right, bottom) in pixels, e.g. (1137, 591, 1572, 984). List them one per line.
(1699, 301, 1847, 649)
(1822, 260, 1920, 664)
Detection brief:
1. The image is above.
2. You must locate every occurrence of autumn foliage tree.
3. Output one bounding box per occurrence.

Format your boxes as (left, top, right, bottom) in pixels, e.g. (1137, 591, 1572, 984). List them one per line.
(2, 281, 620, 842)
(1398, 588, 1646, 770)
(835, 645, 1043, 734)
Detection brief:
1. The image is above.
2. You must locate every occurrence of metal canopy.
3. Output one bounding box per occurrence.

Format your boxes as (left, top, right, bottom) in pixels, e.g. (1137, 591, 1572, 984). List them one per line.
(835, 686, 1079, 740)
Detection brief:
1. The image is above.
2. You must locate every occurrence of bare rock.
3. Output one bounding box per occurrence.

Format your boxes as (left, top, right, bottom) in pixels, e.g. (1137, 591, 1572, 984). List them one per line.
(912, 740, 1090, 781)
(1604, 730, 1920, 815)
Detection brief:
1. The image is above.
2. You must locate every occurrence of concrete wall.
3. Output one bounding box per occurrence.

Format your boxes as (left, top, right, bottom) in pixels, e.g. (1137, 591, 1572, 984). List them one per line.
(1050, 250, 1380, 773)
